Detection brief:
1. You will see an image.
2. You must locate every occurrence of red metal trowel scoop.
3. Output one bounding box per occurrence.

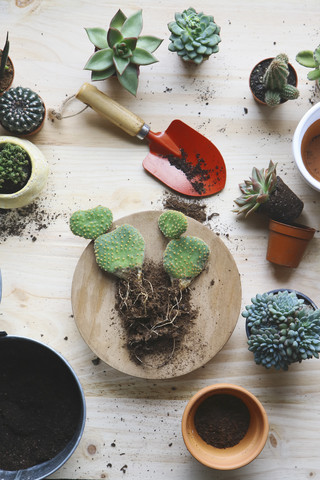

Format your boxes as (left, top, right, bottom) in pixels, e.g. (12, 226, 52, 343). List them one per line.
(76, 83, 226, 197)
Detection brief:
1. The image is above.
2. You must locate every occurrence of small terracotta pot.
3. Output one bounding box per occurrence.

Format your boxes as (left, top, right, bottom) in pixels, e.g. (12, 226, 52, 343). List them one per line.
(249, 57, 298, 106)
(267, 219, 315, 268)
(181, 383, 269, 470)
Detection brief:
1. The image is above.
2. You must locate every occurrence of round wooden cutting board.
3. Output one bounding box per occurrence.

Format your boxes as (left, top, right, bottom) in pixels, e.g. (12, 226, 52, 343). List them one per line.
(71, 210, 242, 379)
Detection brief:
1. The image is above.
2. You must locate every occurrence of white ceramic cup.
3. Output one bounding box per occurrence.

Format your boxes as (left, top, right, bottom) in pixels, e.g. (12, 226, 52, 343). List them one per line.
(292, 102, 320, 192)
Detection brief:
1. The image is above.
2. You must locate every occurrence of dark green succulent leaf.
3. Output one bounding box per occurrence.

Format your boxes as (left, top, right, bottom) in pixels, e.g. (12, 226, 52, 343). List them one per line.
(123, 37, 138, 51)
(85, 27, 109, 49)
(110, 9, 127, 29)
(185, 43, 194, 52)
(173, 38, 184, 50)
(131, 48, 158, 65)
(84, 48, 114, 71)
(117, 63, 139, 95)
(212, 45, 219, 53)
(200, 17, 210, 28)
(174, 12, 184, 23)
(107, 27, 123, 48)
(169, 22, 184, 36)
(181, 32, 189, 44)
(197, 45, 207, 54)
(187, 50, 197, 59)
(91, 65, 116, 81)
(136, 35, 163, 53)
(0, 32, 9, 78)
(203, 25, 215, 36)
(307, 69, 320, 80)
(113, 55, 130, 75)
(296, 50, 317, 68)
(121, 10, 143, 38)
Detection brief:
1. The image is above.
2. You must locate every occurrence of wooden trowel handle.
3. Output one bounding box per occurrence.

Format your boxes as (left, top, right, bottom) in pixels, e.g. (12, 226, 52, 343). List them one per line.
(76, 83, 146, 137)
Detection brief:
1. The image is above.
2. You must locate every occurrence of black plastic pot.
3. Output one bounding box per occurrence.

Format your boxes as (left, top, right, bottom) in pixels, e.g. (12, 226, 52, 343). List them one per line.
(245, 289, 317, 338)
(0, 332, 86, 480)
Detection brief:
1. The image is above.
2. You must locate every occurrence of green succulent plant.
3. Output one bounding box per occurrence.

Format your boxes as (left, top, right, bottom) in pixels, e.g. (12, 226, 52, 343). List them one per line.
(0, 87, 45, 135)
(0, 142, 30, 193)
(163, 236, 210, 290)
(296, 45, 320, 84)
(158, 210, 188, 239)
(263, 54, 299, 107)
(0, 32, 9, 79)
(243, 290, 320, 370)
(168, 7, 221, 64)
(84, 9, 163, 96)
(94, 224, 145, 280)
(70, 206, 113, 240)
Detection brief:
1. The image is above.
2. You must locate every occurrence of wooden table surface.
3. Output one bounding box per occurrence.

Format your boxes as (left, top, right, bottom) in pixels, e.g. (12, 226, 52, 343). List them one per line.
(1, 0, 320, 478)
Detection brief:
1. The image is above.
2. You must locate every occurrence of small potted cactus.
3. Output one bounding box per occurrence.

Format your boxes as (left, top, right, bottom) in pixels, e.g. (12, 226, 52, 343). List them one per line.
(0, 136, 49, 209)
(0, 32, 14, 96)
(296, 44, 320, 91)
(0, 86, 46, 136)
(84, 9, 163, 96)
(167, 7, 221, 65)
(243, 290, 320, 370)
(249, 54, 299, 106)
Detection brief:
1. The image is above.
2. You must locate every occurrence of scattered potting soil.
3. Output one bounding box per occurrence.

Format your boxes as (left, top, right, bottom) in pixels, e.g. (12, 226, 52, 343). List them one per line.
(194, 394, 250, 449)
(250, 58, 297, 104)
(0, 343, 81, 471)
(115, 260, 197, 367)
(259, 175, 304, 222)
(162, 192, 207, 223)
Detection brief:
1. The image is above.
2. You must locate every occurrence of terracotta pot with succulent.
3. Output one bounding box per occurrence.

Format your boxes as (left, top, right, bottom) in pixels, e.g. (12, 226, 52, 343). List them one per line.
(243, 290, 320, 371)
(70, 207, 210, 366)
(167, 7, 221, 65)
(0, 136, 49, 209)
(296, 44, 320, 92)
(249, 54, 299, 106)
(0, 32, 14, 96)
(0, 86, 46, 136)
(233, 161, 315, 267)
(84, 9, 163, 96)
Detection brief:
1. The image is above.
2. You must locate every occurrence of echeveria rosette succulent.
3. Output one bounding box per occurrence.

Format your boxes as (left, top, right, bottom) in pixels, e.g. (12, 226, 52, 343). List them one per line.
(243, 290, 320, 370)
(84, 9, 163, 95)
(296, 45, 320, 84)
(168, 8, 221, 64)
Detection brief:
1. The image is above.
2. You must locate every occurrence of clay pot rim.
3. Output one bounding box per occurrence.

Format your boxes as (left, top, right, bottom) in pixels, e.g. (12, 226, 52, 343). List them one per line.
(249, 57, 298, 106)
(181, 383, 269, 470)
(268, 218, 316, 240)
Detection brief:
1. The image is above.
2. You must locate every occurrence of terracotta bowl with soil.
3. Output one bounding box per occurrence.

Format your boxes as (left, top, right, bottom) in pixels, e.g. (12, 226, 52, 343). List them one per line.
(182, 383, 269, 470)
(0, 332, 86, 480)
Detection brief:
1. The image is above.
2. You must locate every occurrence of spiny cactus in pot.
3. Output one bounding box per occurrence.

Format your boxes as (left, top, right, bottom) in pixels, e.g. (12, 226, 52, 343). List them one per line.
(0, 32, 14, 95)
(168, 8, 221, 64)
(84, 9, 163, 96)
(243, 290, 320, 370)
(233, 160, 304, 223)
(0, 142, 31, 194)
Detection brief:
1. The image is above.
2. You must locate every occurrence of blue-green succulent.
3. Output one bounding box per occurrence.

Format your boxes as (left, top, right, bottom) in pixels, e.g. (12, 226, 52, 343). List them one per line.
(243, 290, 320, 370)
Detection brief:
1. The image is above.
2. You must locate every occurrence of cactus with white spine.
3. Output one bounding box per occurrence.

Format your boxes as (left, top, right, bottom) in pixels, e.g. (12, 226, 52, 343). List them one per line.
(70, 206, 113, 240)
(163, 236, 210, 290)
(263, 54, 299, 107)
(94, 224, 145, 280)
(0, 87, 45, 134)
(158, 210, 188, 239)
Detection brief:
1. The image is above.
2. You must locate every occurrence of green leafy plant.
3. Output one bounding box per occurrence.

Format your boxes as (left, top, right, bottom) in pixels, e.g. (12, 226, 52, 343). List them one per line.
(243, 290, 320, 370)
(0, 32, 9, 79)
(158, 210, 188, 239)
(84, 9, 163, 95)
(233, 160, 304, 222)
(168, 7, 221, 64)
(263, 54, 299, 107)
(0, 142, 30, 193)
(296, 45, 320, 84)
(70, 206, 113, 240)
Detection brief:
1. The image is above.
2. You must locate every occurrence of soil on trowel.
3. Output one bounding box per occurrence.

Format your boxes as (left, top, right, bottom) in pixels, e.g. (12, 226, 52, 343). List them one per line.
(115, 260, 198, 368)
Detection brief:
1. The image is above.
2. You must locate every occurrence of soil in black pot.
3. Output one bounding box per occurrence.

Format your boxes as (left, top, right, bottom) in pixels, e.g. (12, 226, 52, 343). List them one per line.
(0, 340, 82, 471)
(194, 394, 250, 449)
(250, 58, 297, 104)
(115, 260, 197, 367)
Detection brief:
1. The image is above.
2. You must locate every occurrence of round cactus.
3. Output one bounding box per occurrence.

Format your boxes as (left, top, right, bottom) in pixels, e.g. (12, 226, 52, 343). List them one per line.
(94, 224, 145, 280)
(158, 210, 188, 239)
(70, 206, 113, 240)
(0, 86, 45, 135)
(163, 236, 210, 289)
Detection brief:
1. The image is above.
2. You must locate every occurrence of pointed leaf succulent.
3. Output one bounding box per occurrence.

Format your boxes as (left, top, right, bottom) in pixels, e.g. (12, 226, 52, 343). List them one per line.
(70, 206, 113, 240)
(84, 9, 163, 95)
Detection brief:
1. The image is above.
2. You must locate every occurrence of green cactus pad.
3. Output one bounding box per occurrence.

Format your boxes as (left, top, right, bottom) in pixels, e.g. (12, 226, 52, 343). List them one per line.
(163, 236, 210, 289)
(158, 210, 188, 239)
(94, 224, 145, 280)
(70, 206, 113, 240)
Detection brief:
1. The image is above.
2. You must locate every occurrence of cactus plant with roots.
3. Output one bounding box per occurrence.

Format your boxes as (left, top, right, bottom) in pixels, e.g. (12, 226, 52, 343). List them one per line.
(243, 290, 320, 370)
(168, 7, 221, 64)
(70, 206, 113, 240)
(158, 210, 188, 239)
(263, 54, 299, 107)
